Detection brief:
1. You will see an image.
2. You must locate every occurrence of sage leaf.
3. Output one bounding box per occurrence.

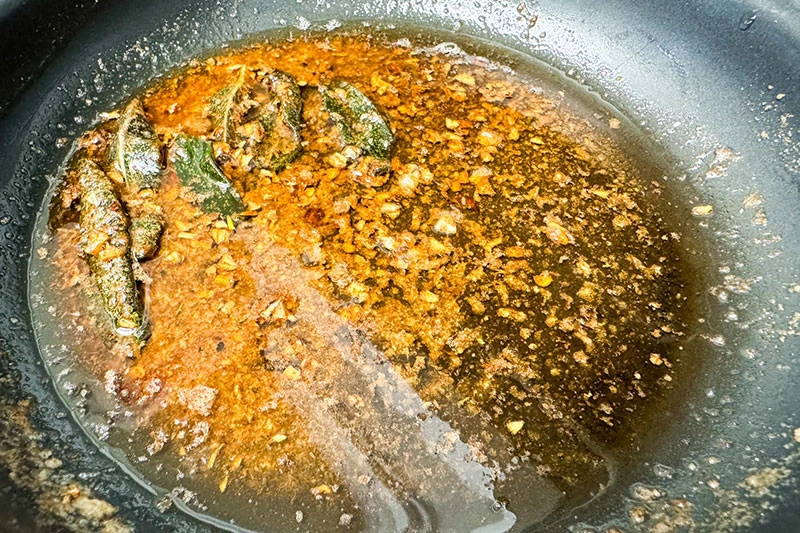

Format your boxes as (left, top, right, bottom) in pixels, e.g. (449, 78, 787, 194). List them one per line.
(78, 158, 143, 336)
(169, 134, 244, 216)
(209, 66, 248, 143)
(255, 70, 303, 172)
(320, 80, 393, 159)
(129, 213, 165, 261)
(114, 98, 163, 190)
(208, 68, 303, 173)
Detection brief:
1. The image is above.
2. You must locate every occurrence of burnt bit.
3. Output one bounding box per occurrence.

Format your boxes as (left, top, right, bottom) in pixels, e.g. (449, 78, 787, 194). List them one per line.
(303, 206, 326, 227)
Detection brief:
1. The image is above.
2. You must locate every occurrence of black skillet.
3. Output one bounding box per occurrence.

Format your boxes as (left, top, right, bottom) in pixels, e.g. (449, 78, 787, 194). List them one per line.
(1, 0, 799, 531)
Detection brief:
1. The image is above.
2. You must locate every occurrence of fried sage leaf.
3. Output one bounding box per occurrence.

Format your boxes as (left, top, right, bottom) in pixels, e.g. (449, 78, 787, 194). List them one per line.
(320, 80, 393, 159)
(209, 68, 303, 173)
(129, 213, 165, 261)
(48, 149, 87, 230)
(255, 70, 303, 171)
(49, 119, 119, 230)
(209, 66, 248, 143)
(169, 134, 244, 216)
(78, 159, 143, 335)
(113, 98, 163, 190)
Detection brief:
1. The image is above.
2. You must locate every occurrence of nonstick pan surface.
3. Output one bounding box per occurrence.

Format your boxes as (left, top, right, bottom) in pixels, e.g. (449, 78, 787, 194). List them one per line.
(1, 0, 799, 531)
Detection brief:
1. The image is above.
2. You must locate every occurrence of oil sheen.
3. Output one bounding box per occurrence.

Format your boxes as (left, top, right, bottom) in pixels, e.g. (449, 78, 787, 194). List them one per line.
(29, 30, 699, 532)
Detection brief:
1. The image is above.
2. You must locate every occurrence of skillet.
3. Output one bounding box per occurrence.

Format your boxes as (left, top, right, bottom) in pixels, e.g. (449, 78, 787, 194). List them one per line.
(0, 0, 799, 530)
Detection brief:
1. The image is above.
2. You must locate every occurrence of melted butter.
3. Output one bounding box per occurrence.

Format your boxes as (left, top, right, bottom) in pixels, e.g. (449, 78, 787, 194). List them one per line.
(29, 31, 697, 532)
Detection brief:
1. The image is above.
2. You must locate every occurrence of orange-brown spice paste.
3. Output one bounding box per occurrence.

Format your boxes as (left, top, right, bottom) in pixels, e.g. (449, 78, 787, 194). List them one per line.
(43, 33, 686, 528)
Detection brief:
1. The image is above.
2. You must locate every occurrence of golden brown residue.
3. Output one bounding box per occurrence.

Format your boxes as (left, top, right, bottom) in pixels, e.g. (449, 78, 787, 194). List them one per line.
(45, 34, 686, 526)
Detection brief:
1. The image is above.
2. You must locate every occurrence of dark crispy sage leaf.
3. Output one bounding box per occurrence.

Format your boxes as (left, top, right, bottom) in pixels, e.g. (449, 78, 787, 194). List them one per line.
(169, 134, 244, 216)
(113, 98, 163, 190)
(49, 118, 121, 230)
(78, 158, 143, 336)
(129, 213, 165, 261)
(48, 148, 87, 230)
(208, 68, 303, 173)
(209, 66, 248, 143)
(320, 80, 394, 159)
(254, 70, 303, 172)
